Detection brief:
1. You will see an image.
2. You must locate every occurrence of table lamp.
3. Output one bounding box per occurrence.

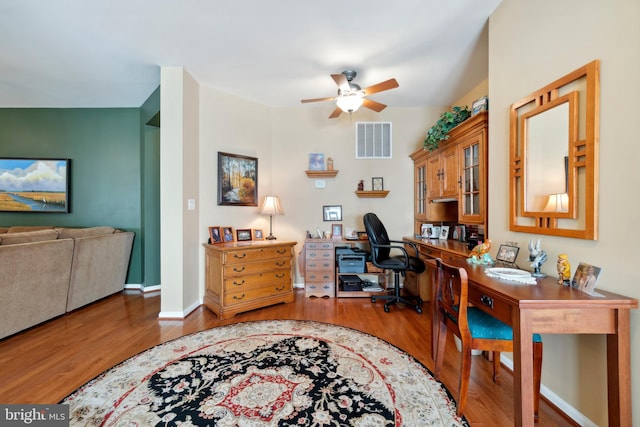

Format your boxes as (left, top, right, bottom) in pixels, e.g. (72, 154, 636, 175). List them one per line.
(259, 196, 283, 240)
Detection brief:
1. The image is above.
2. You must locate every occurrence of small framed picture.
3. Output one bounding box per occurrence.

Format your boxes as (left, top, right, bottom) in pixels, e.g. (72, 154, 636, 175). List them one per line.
(323, 205, 342, 222)
(309, 153, 325, 171)
(471, 96, 488, 116)
(372, 177, 384, 191)
(209, 226, 223, 244)
(331, 224, 343, 239)
(253, 229, 264, 240)
(439, 225, 450, 240)
(236, 228, 252, 242)
(421, 224, 435, 239)
(222, 227, 235, 242)
(571, 262, 602, 294)
(496, 244, 519, 263)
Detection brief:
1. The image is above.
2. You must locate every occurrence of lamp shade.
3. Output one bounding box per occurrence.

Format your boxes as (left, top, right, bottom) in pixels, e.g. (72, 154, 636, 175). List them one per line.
(544, 193, 569, 212)
(259, 196, 283, 216)
(336, 94, 364, 113)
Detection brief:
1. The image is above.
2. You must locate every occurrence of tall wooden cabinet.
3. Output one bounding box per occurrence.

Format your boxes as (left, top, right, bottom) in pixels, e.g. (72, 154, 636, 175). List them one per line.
(203, 241, 296, 319)
(410, 112, 488, 235)
(426, 144, 459, 201)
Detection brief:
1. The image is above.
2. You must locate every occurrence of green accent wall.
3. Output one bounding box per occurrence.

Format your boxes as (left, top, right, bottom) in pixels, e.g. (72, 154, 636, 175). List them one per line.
(0, 89, 161, 286)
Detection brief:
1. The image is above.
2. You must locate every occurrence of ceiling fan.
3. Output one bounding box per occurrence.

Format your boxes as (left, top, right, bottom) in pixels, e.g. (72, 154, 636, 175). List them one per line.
(301, 70, 399, 119)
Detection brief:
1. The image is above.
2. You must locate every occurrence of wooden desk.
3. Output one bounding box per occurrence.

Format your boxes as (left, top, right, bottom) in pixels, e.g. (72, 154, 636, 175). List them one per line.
(424, 257, 637, 427)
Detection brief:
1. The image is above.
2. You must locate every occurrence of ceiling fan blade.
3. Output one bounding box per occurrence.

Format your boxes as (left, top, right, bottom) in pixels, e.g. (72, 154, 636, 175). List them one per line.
(329, 107, 343, 119)
(362, 78, 399, 95)
(362, 98, 387, 112)
(331, 73, 350, 92)
(301, 96, 336, 103)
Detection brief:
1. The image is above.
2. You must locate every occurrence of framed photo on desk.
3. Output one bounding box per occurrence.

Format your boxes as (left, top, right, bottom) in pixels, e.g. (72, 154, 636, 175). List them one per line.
(331, 224, 343, 239)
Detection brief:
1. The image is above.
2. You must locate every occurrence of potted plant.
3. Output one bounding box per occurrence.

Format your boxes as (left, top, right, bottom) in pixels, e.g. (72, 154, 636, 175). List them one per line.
(423, 106, 471, 151)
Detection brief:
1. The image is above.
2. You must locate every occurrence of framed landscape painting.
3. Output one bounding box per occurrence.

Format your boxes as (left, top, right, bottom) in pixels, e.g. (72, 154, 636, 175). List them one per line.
(218, 152, 258, 206)
(0, 158, 70, 213)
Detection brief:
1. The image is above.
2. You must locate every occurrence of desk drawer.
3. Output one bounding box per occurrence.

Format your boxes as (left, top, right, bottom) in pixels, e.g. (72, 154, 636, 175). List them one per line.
(306, 249, 334, 261)
(306, 271, 334, 282)
(419, 246, 441, 259)
(306, 241, 334, 250)
(224, 247, 292, 264)
(468, 286, 512, 325)
(224, 270, 291, 291)
(224, 282, 292, 306)
(224, 258, 290, 276)
(305, 259, 333, 271)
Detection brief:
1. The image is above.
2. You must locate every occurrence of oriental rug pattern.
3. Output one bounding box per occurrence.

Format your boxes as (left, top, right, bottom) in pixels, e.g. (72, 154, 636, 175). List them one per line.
(62, 320, 467, 426)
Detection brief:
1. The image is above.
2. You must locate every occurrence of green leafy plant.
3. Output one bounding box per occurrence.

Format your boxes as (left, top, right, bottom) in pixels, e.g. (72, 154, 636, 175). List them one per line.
(423, 106, 472, 151)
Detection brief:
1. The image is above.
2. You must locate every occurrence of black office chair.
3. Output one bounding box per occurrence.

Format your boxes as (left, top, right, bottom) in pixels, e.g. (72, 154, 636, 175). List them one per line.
(363, 212, 425, 313)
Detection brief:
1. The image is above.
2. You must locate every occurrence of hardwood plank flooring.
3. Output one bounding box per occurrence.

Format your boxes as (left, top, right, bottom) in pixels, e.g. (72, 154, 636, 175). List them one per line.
(0, 289, 577, 426)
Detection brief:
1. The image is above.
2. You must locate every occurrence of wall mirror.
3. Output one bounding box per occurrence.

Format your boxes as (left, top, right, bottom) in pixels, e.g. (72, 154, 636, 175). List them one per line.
(510, 60, 599, 240)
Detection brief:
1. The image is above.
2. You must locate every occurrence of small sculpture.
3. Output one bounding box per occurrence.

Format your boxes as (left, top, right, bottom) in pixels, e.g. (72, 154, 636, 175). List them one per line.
(357, 180, 364, 191)
(528, 239, 547, 277)
(556, 254, 571, 286)
(467, 240, 494, 265)
(327, 157, 334, 171)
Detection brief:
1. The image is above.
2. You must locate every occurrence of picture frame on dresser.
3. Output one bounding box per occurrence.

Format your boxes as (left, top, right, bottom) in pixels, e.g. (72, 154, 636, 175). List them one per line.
(236, 228, 252, 242)
(222, 227, 235, 242)
(209, 226, 223, 244)
(253, 229, 264, 240)
(0, 158, 70, 213)
(331, 224, 343, 239)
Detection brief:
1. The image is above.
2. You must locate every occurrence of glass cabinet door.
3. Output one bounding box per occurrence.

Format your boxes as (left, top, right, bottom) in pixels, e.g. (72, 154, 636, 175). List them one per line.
(459, 135, 484, 224)
(415, 160, 427, 220)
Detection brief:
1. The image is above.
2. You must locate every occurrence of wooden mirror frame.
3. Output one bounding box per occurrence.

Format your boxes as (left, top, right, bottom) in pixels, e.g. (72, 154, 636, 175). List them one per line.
(509, 60, 599, 240)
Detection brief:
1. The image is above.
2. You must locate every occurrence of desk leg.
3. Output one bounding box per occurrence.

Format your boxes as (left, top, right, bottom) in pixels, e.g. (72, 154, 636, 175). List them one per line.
(607, 308, 632, 426)
(430, 265, 438, 360)
(513, 309, 535, 427)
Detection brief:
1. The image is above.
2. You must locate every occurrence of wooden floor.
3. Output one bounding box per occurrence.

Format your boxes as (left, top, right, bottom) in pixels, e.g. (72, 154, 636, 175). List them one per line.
(0, 289, 577, 426)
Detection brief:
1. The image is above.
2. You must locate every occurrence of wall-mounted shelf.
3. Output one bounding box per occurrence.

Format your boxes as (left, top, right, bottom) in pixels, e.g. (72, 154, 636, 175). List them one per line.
(355, 190, 389, 198)
(305, 170, 339, 178)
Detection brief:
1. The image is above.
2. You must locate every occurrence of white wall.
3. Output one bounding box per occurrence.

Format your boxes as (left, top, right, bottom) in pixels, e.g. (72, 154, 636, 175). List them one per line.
(159, 67, 201, 317)
(489, 0, 640, 424)
(270, 105, 444, 283)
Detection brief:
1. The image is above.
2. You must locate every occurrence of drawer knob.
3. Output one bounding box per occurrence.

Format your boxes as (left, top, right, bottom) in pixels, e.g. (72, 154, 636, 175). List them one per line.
(233, 293, 246, 300)
(275, 261, 286, 267)
(480, 295, 494, 309)
(233, 266, 246, 272)
(233, 253, 247, 259)
(232, 280, 246, 286)
(275, 285, 285, 291)
(275, 273, 285, 279)
(277, 249, 286, 254)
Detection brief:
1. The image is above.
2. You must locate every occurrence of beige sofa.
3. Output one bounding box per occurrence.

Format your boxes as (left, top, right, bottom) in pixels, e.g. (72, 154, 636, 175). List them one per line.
(0, 226, 134, 339)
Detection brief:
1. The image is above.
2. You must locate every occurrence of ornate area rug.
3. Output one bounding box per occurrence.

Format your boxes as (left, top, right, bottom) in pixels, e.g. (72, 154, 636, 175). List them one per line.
(62, 320, 467, 426)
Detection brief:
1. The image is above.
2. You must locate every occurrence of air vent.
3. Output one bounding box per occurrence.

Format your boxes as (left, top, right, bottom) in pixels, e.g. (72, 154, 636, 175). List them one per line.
(356, 122, 392, 159)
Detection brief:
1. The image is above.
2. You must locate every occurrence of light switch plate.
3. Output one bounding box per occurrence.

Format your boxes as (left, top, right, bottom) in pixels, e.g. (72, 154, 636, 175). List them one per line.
(187, 199, 196, 210)
(315, 179, 326, 189)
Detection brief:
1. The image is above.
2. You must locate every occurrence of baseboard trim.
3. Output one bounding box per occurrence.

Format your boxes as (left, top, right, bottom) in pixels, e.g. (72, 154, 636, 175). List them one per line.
(123, 284, 161, 293)
(500, 355, 596, 426)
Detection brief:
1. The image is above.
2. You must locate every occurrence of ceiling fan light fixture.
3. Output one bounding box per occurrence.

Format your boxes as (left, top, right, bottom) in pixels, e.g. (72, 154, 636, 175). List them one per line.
(336, 93, 364, 113)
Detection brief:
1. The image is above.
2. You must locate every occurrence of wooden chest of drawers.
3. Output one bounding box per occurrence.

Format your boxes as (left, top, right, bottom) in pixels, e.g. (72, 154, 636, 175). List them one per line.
(304, 239, 335, 297)
(203, 241, 296, 319)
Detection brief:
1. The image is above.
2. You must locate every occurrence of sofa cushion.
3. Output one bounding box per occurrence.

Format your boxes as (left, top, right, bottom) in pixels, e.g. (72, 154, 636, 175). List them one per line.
(7, 225, 56, 233)
(57, 226, 115, 239)
(0, 229, 59, 245)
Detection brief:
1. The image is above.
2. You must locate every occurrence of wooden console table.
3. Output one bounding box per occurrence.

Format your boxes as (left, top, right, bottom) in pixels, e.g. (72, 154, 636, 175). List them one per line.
(203, 241, 296, 319)
(424, 257, 637, 427)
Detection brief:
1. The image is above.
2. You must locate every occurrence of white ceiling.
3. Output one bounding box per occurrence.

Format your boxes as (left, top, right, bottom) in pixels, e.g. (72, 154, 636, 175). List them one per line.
(0, 0, 502, 109)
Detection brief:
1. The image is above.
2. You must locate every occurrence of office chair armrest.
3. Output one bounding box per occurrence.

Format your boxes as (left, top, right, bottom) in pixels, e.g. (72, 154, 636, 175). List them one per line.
(370, 241, 411, 267)
(389, 239, 419, 258)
